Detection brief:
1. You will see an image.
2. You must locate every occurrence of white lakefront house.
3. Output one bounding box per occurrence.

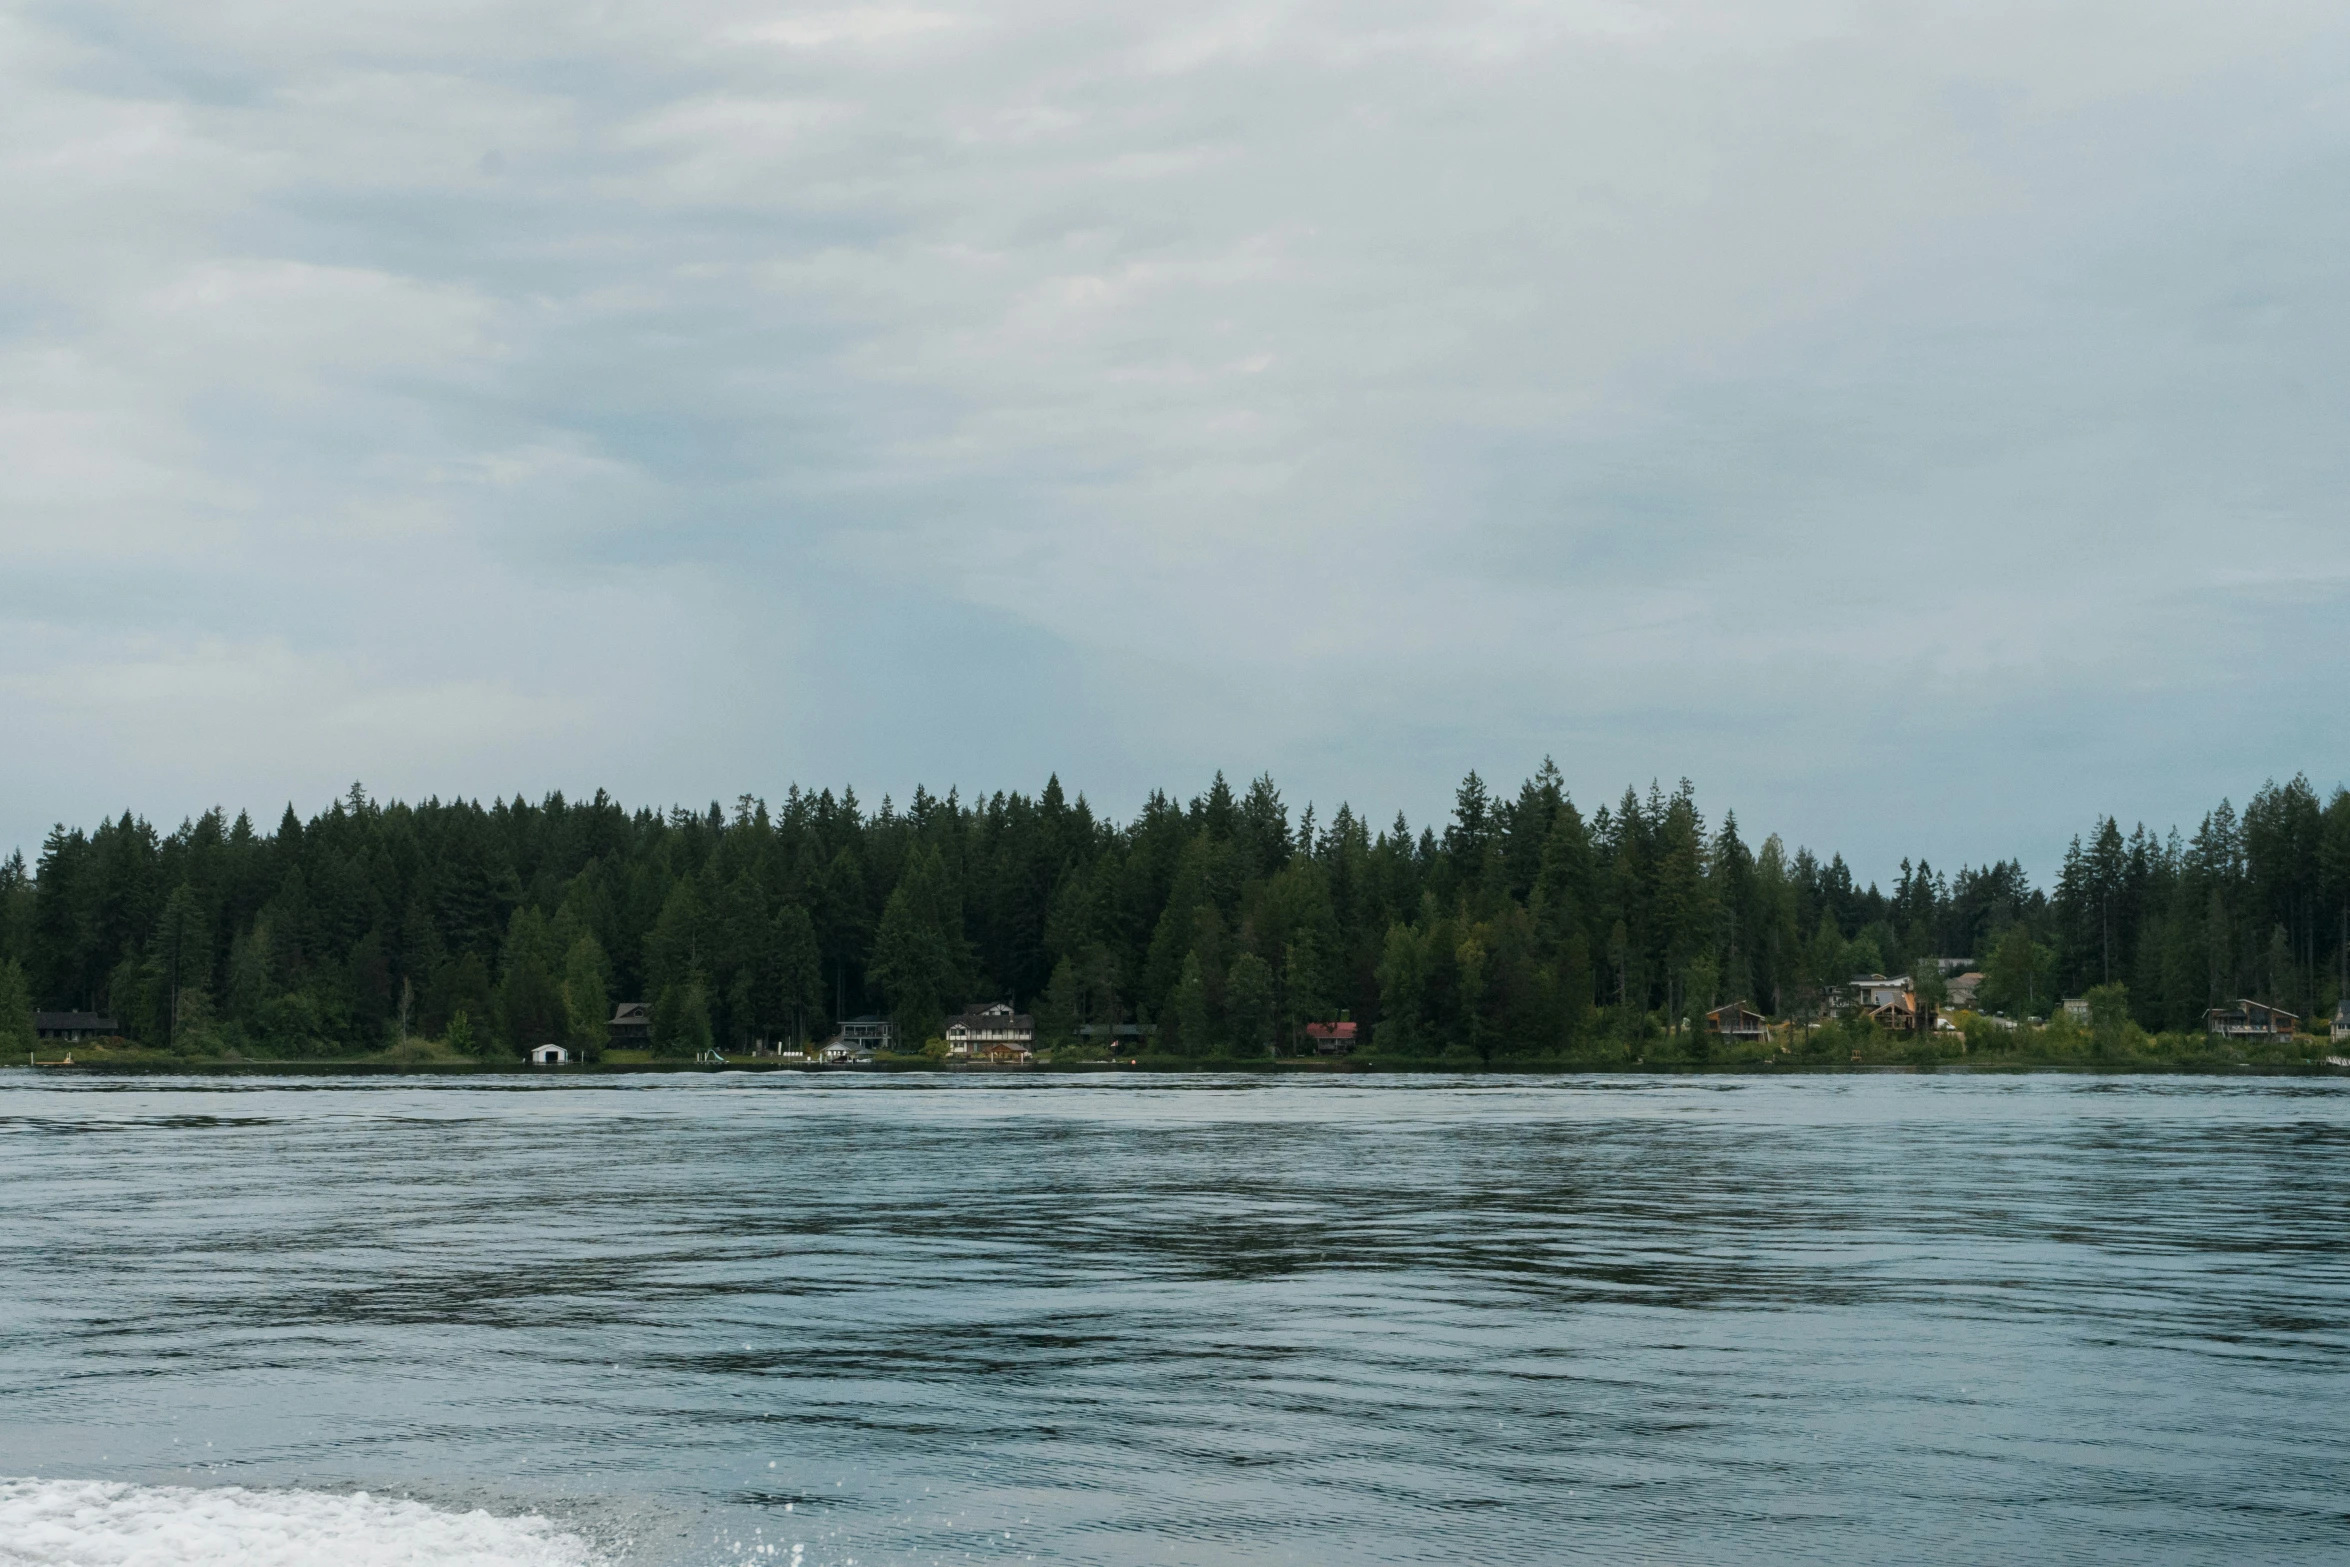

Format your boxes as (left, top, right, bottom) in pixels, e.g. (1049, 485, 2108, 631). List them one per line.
(946, 1003, 1036, 1062)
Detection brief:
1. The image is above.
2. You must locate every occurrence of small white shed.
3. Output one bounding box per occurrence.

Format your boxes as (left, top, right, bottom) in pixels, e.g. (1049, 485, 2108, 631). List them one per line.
(529, 1043, 571, 1065)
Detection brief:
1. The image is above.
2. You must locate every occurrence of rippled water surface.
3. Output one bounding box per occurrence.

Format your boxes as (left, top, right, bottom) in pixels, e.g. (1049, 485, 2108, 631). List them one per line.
(4, 1071, 2349, 1564)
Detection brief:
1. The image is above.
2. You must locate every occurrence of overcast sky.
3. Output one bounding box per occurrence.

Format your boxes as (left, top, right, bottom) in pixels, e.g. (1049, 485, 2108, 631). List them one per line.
(4, 0, 2347, 883)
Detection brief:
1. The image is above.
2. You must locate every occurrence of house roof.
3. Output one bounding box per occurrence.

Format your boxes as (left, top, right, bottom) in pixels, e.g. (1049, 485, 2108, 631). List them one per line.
(2210, 999, 2296, 1023)
(34, 1011, 117, 1030)
(1304, 1020, 1358, 1038)
(946, 1008, 1034, 1030)
(610, 1002, 650, 1023)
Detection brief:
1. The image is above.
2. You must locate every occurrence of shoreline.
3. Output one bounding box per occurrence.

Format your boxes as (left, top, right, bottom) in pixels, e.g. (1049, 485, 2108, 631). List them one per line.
(12, 1057, 2349, 1078)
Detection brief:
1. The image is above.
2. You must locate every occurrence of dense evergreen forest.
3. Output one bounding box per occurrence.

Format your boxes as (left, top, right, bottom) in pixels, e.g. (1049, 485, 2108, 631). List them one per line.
(2, 767, 2346, 1063)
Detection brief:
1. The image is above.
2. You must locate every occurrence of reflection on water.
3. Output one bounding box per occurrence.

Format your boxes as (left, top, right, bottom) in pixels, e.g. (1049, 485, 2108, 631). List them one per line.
(3, 1073, 2348, 1564)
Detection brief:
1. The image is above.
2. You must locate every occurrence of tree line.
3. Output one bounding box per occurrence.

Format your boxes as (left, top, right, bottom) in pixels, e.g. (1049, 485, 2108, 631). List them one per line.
(1, 767, 2345, 1062)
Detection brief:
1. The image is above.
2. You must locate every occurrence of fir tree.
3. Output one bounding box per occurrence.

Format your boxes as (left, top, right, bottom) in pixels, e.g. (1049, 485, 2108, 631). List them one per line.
(0, 960, 33, 1055)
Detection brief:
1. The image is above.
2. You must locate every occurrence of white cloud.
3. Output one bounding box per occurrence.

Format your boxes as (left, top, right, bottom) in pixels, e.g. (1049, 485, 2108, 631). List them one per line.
(2, 0, 2348, 874)
(725, 8, 961, 51)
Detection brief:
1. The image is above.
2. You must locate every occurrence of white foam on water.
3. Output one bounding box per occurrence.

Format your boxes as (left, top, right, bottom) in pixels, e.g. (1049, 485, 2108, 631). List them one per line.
(0, 1478, 599, 1567)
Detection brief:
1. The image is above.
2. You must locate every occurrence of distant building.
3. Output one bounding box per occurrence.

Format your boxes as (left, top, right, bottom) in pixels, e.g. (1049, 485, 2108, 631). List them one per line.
(1848, 974, 1912, 1011)
(34, 1012, 117, 1042)
(2206, 1000, 2297, 1041)
(945, 1003, 1033, 1060)
(1304, 1020, 1359, 1054)
(1705, 1002, 1768, 1041)
(2336, 1004, 2350, 1046)
(1862, 988, 1931, 1034)
(1837, 975, 1932, 1032)
(529, 1043, 571, 1065)
(2061, 996, 2091, 1024)
(833, 1016, 895, 1057)
(1945, 972, 1986, 1010)
(608, 1001, 652, 1048)
(1077, 1023, 1157, 1044)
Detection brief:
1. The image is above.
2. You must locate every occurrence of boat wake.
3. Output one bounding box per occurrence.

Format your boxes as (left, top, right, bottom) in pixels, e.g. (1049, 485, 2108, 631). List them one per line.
(0, 1478, 597, 1567)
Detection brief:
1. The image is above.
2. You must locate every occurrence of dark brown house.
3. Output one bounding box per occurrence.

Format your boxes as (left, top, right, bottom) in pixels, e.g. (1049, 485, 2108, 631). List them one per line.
(35, 1012, 118, 1042)
(608, 1001, 653, 1048)
(1705, 1002, 1768, 1041)
(2206, 1000, 2297, 1041)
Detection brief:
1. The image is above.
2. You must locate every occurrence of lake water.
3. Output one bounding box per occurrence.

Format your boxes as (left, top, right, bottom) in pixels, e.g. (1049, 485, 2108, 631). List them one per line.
(2, 1071, 2347, 1565)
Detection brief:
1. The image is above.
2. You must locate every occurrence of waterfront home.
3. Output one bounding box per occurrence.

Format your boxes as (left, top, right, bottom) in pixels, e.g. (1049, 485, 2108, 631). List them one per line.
(1851, 974, 1911, 1009)
(1077, 1023, 1157, 1045)
(831, 1016, 894, 1057)
(1945, 971, 1985, 1009)
(608, 1001, 652, 1049)
(529, 1043, 570, 1065)
(2205, 1000, 2297, 1041)
(2336, 1003, 2350, 1045)
(1304, 1020, 1359, 1054)
(34, 1011, 117, 1042)
(1833, 974, 1914, 1017)
(2061, 996, 2091, 1023)
(945, 1003, 1033, 1059)
(1867, 989, 1932, 1033)
(1838, 975, 1930, 1032)
(1705, 1002, 1768, 1041)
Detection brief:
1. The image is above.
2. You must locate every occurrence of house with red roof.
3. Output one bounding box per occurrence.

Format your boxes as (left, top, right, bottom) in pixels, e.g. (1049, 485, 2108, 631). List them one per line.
(1303, 1020, 1358, 1055)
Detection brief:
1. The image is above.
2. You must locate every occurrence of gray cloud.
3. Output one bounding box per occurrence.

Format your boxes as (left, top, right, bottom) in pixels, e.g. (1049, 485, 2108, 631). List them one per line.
(4, 0, 2348, 878)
